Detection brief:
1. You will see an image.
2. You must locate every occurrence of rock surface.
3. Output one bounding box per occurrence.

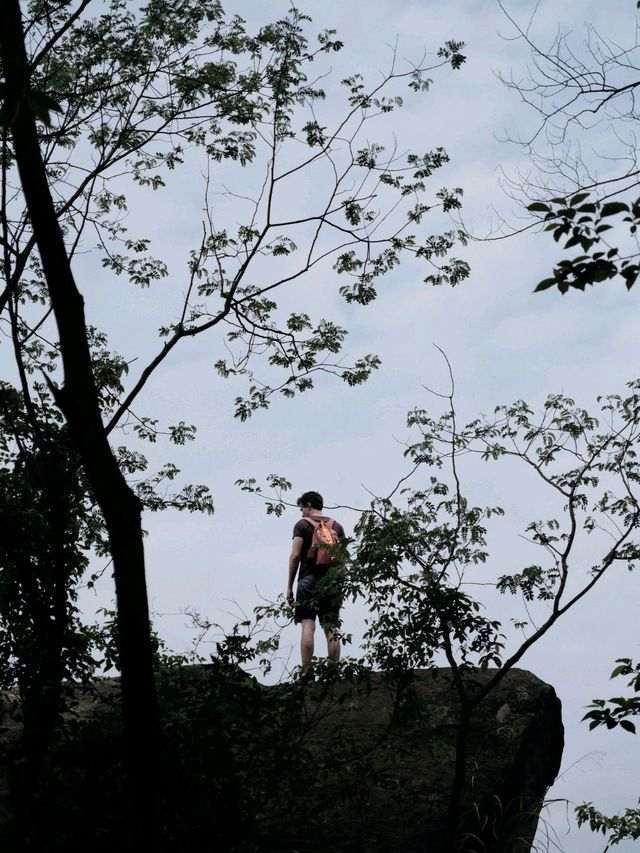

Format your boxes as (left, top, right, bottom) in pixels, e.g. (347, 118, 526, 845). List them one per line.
(0, 666, 563, 852)
(289, 667, 563, 852)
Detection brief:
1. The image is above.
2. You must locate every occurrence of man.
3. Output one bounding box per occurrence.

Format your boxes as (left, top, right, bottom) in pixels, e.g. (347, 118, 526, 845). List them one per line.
(286, 491, 345, 665)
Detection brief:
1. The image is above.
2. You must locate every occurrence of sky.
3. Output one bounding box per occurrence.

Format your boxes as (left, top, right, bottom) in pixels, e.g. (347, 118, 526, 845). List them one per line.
(5, 0, 640, 850)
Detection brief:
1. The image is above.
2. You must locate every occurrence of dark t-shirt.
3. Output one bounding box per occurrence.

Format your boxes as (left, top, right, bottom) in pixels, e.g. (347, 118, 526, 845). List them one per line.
(292, 515, 345, 583)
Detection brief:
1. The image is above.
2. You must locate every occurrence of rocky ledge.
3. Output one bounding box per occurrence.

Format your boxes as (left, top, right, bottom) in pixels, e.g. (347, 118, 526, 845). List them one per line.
(0, 666, 563, 852)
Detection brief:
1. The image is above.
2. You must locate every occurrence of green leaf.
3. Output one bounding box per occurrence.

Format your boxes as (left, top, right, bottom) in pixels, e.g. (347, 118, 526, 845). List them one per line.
(527, 201, 551, 213)
(533, 278, 558, 292)
(600, 201, 630, 217)
(591, 268, 615, 282)
(611, 664, 629, 678)
(570, 192, 590, 206)
(621, 268, 639, 290)
(619, 719, 636, 734)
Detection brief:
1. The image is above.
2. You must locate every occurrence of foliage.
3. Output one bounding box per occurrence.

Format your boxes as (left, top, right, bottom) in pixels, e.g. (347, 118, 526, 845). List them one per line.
(0, 357, 212, 843)
(529, 194, 640, 294)
(4, 643, 424, 851)
(6, 370, 639, 848)
(498, 2, 640, 297)
(1, 2, 469, 843)
(500, 4, 640, 839)
(0, 0, 470, 682)
(574, 659, 640, 848)
(245, 377, 640, 687)
(349, 381, 640, 675)
(351, 378, 640, 847)
(242, 375, 640, 848)
(583, 658, 640, 735)
(575, 802, 640, 850)
(3, 627, 551, 852)
(0, 381, 94, 696)
(2, 0, 469, 426)
(0, 357, 213, 698)
(492, 8, 640, 848)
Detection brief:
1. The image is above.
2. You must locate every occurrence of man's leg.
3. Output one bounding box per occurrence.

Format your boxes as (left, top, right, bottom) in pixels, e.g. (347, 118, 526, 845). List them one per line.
(320, 609, 341, 661)
(324, 627, 340, 662)
(300, 618, 315, 664)
(319, 591, 342, 662)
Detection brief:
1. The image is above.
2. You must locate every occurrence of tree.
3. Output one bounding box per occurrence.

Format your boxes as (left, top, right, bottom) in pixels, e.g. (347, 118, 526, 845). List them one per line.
(0, 327, 212, 846)
(495, 6, 640, 841)
(242, 370, 640, 851)
(0, 379, 94, 844)
(497, 0, 640, 295)
(575, 658, 640, 847)
(0, 0, 467, 843)
(498, 0, 640, 201)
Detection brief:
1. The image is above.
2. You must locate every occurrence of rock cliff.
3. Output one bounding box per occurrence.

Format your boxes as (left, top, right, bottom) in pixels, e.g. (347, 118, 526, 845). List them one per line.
(0, 666, 563, 852)
(287, 667, 563, 852)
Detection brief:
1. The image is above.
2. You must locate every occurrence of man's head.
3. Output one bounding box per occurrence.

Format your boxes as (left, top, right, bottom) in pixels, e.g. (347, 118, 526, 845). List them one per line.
(297, 491, 323, 511)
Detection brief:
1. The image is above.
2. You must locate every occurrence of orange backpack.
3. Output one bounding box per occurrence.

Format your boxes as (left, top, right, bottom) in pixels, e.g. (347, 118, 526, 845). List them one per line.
(305, 517, 340, 567)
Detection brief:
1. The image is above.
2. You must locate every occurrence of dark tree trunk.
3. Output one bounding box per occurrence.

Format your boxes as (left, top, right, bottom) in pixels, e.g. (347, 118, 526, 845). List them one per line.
(445, 699, 472, 853)
(0, 2, 160, 845)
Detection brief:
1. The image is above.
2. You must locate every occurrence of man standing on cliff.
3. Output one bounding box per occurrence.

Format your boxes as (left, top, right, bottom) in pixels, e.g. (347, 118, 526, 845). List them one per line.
(286, 491, 345, 665)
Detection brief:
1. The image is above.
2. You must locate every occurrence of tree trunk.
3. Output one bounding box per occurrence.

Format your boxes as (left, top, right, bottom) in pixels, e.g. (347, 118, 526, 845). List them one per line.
(0, 2, 160, 845)
(446, 698, 472, 853)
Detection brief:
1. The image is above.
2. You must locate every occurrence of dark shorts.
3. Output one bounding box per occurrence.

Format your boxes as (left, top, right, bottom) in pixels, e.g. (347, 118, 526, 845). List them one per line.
(294, 570, 343, 627)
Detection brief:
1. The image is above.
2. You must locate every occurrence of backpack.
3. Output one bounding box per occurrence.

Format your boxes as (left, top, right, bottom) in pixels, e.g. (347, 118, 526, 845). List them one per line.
(305, 517, 340, 567)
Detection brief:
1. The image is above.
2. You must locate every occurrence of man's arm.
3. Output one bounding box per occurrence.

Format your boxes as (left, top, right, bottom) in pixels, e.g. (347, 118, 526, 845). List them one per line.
(287, 537, 303, 603)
